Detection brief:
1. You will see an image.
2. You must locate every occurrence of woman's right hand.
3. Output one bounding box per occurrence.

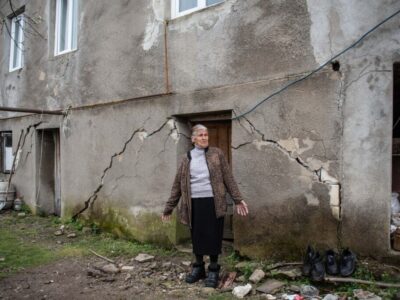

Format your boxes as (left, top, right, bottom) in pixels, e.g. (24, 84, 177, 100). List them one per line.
(161, 214, 171, 222)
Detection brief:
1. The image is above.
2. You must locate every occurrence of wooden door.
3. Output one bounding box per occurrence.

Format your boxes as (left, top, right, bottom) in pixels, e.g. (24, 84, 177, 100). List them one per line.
(193, 120, 234, 240)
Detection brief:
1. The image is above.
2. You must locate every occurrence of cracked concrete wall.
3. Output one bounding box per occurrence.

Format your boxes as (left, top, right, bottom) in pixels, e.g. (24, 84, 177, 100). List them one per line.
(306, 0, 400, 258)
(0, 0, 166, 114)
(0, 0, 399, 259)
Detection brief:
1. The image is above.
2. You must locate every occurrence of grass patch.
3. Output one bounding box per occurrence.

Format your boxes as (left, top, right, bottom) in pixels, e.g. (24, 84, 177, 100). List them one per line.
(0, 228, 59, 277)
(0, 212, 176, 278)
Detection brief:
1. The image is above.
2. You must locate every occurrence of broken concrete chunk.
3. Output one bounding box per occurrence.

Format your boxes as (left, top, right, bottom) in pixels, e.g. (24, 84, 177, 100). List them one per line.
(256, 279, 285, 294)
(263, 295, 277, 300)
(232, 283, 252, 298)
(17, 212, 26, 217)
(178, 273, 185, 280)
(274, 268, 302, 279)
(300, 285, 319, 297)
(0, 257, 5, 262)
(67, 233, 77, 238)
(134, 253, 154, 263)
(353, 289, 382, 300)
(249, 268, 265, 283)
(54, 230, 63, 236)
(101, 263, 120, 274)
(288, 285, 301, 293)
(121, 266, 134, 272)
(181, 261, 191, 267)
(162, 262, 172, 268)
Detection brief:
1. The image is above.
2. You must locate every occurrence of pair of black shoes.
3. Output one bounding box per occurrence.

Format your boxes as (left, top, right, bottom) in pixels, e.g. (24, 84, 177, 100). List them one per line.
(185, 262, 220, 288)
(302, 246, 356, 281)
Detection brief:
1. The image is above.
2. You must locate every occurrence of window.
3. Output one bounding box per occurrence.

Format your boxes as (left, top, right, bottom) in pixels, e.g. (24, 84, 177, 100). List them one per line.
(171, 0, 223, 18)
(1, 132, 13, 173)
(55, 0, 78, 55)
(9, 14, 24, 72)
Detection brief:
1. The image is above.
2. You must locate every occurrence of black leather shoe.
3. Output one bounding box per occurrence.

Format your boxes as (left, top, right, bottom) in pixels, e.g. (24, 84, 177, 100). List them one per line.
(310, 251, 325, 282)
(339, 248, 356, 277)
(302, 245, 317, 276)
(204, 264, 220, 288)
(325, 249, 339, 275)
(185, 262, 206, 284)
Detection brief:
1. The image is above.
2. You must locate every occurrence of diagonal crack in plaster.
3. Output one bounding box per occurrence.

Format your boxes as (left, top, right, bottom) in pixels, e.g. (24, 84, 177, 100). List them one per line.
(14, 121, 45, 170)
(73, 118, 185, 219)
(240, 116, 320, 178)
(234, 115, 341, 220)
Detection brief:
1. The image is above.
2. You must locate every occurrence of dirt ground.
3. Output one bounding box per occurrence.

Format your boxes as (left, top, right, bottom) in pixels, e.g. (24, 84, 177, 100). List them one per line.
(0, 256, 226, 300)
(1, 211, 400, 300)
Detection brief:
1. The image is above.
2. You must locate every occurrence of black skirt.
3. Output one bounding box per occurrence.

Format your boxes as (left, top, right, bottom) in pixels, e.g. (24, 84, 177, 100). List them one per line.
(191, 197, 224, 255)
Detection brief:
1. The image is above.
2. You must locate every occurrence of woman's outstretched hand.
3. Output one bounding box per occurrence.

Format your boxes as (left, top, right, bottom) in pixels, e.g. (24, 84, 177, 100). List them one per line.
(236, 200, 249, 216)
(161, 214, 171, 222)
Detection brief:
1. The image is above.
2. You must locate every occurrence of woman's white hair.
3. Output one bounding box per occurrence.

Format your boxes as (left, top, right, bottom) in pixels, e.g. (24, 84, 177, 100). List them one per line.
(191, 124, 208, 138)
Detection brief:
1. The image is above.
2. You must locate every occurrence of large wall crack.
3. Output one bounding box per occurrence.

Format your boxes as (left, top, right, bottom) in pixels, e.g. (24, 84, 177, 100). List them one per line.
(238, 116, 341, 220)
(73, 118, 176, 219)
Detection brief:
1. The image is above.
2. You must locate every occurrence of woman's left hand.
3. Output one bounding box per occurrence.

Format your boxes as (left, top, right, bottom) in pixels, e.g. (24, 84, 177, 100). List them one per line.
(236, 200, 249, 216)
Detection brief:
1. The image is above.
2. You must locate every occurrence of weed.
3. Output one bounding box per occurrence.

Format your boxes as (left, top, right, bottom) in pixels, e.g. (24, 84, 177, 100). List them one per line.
(222, 251, 241, 271)
(20, 203, 31, 214)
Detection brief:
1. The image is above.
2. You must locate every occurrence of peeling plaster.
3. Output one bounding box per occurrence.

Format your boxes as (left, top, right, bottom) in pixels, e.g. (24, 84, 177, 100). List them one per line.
(319, 168, 339, 184)
(142, 18, 161, 51)
(39, 71, 46, 81)
(329, 184, 340, 206)
(239, 116, 341, 219)
(305, 192, 320, 206)
(142, 0, 164, 51)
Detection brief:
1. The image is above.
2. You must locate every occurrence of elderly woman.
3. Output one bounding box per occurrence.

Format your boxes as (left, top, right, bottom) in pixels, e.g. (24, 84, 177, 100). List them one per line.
(162, 124, 248, 288)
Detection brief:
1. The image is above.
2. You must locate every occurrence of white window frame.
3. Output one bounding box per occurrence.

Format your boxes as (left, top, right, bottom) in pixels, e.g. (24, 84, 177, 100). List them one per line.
(55, 0, 78, 56)
(171, 0, 223, 19)
(9, 15, 24, 72)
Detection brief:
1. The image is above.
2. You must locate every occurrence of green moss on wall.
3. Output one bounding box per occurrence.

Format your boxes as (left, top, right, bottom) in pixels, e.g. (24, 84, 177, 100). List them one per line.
(62, 203, 190, 248)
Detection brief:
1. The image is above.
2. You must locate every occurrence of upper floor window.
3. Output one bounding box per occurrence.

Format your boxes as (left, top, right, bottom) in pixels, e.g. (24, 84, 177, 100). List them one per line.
(171, 0, 223, 18)
(55, 0, 78, 55)
(9, 14, 24, 72)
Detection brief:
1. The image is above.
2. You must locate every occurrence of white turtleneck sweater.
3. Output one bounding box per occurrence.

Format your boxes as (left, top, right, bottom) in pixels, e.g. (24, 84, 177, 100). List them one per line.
(190, 146, 214, 198)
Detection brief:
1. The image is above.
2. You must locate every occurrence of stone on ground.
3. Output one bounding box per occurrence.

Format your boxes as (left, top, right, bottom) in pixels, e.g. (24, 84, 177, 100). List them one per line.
(134, 253, 154, 263)
(101, 263, 120, 274)
(300, 285, 319, 297)
(256, 279, 285, 294)
(232, 283, 252, 298)
(121, 266, 134, 271)
(353, 289, 382, 300)
(249, 268, 265, 283)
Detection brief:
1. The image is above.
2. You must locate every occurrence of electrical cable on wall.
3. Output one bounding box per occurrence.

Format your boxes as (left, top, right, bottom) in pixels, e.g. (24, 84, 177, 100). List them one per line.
(232, 7, 400, 121)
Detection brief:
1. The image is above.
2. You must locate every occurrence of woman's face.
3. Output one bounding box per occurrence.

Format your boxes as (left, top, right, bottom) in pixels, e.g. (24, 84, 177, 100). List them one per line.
(193, 129, 209, 149)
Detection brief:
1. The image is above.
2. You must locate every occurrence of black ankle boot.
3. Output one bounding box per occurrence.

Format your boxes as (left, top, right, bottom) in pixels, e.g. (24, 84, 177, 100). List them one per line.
(325, 249, 339, 276)
(310, 251, 325, 282)
(204, 264, 220, 288)
(185, 262, 206, 284)
(302, 245, 317, 276)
